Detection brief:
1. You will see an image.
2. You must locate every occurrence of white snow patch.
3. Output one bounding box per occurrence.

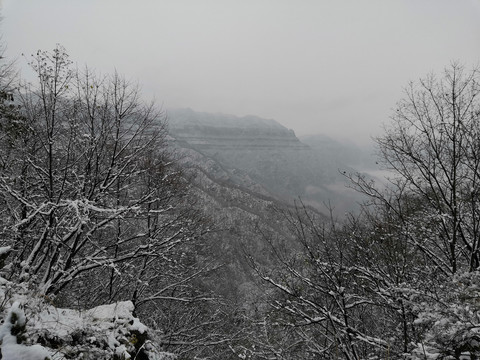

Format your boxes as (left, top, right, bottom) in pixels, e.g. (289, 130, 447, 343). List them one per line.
(0, 302, 50, 360)
(0, 246, 12, 255)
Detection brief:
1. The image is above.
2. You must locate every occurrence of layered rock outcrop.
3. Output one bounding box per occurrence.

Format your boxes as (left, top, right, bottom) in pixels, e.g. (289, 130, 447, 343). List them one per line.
(168, 108, 308, 151)
(167, 108, 365, 215)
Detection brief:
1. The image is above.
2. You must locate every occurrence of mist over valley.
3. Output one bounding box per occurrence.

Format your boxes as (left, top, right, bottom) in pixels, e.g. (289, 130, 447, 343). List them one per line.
(0, 1, 480, 358)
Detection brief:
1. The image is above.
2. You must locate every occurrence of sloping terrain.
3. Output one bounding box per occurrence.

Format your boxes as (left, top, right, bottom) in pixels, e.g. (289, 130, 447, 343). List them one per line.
(171, 141, 303, 302)
(167, 108, 371, 216)
(165, 108, 378, 305)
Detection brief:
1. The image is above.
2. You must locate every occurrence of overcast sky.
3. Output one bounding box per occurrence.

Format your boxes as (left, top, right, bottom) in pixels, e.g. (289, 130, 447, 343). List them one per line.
(2, 0, 480, 145)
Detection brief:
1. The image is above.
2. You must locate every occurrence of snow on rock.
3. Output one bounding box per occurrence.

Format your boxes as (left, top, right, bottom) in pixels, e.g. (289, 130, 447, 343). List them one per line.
(2, 342, 51, 360)
(0, 246, 12, 255)
(0, 277, 174, 360)
(0, 302, 50, 360)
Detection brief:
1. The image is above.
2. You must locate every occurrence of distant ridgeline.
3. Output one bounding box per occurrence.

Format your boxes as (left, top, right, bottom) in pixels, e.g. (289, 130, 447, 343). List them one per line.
(167, 108, 372, 215)
(167, 108, 308, 151)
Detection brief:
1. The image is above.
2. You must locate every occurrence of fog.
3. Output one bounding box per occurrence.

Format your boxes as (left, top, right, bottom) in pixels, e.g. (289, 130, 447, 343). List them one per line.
(2, 0, 480, 145)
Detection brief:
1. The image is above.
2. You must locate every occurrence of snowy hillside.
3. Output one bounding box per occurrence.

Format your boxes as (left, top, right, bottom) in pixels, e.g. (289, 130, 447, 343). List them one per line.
(168, 108, 371, 215)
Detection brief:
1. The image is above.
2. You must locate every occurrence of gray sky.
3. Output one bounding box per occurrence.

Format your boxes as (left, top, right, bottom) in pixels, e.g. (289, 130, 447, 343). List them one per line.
(2, 0, 480, 145)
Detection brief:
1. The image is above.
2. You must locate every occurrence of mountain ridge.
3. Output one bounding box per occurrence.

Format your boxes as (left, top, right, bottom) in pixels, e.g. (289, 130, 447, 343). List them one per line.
(168, 107, 371, 215)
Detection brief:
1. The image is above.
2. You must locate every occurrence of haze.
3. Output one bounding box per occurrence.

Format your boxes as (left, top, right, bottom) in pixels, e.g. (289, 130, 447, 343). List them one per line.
(2, 0, 480, 145)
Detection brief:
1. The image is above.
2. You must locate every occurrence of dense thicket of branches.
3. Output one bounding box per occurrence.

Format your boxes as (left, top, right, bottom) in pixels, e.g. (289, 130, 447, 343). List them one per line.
(3, 44, 480, 360)
(376, 63, 480, 275)
(244, 64, 480, 359)
(0, 47, 189, 296)
(0, 46, 240, 358)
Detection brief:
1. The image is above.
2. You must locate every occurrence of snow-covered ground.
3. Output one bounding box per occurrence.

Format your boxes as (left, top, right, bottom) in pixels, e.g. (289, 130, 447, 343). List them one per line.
(0, 274, 174, 360)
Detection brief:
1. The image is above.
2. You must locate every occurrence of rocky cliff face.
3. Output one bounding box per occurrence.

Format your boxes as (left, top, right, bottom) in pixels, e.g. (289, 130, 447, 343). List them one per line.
(165, 108, 377, 306)
(168, 108, 308, 151)
(168, 108, 368, 216)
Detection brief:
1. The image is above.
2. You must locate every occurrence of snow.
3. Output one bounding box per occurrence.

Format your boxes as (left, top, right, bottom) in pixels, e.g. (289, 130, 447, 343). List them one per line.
(30, 300, 156, 358)
(1, 343, 51, 360)
(130, 316, 148, 334)
(115, 344, 131, 359)
(0, 246, 11, 255)
(87, 300, 135, 321)
(0, 277, 174, 360)
(0, 302, 50, 360)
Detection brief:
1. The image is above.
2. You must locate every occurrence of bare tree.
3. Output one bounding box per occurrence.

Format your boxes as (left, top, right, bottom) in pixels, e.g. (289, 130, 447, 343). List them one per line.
(0, 46, 196, 297)
(244, 64, 480, 359)
(0, 46, 248, 359)
(244, 204, 394, 359)
(344, 63, 480, 358)
(372, 63, 480, 274)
